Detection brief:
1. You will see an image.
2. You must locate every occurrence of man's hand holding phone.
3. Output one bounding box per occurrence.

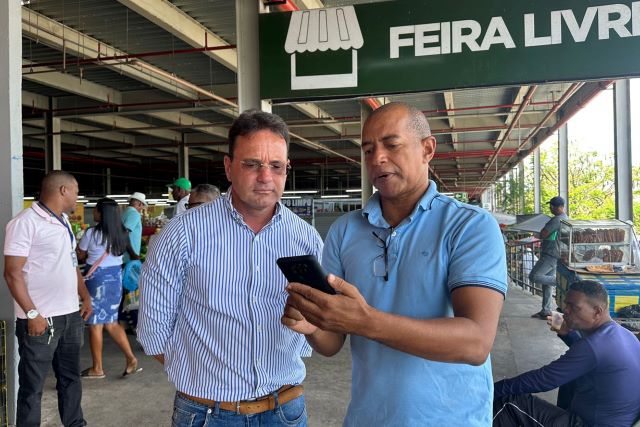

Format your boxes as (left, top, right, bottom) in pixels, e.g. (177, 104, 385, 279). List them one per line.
(285, 274, 372, 336)
(283, 274, 359, 357)
(281, 301, 318, 335)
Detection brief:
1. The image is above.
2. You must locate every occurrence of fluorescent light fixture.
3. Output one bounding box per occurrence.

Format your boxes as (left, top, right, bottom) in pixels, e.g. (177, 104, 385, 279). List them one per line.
(320, 195, 349, 199)
(117, 202, 129, 205)
(345, 189, 362, 193)
(78, 200, 89, 204)
(106, 194, 130, 198)
(23, 196, 35, 200)
(162, 193, 169, 197)
(154, 202, 170, 206)
(85, 203, 97, 207)
(77, 195, 86, 199)
(281, 196, 302, 199)
(283, 191, 316, 195)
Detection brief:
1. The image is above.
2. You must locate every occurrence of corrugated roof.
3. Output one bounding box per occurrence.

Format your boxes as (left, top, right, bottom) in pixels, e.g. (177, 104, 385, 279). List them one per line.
(285, 6, 363, 53)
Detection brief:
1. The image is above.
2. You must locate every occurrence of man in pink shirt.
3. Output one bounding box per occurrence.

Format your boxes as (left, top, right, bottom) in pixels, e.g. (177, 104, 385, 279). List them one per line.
(4, 170, 92, 427)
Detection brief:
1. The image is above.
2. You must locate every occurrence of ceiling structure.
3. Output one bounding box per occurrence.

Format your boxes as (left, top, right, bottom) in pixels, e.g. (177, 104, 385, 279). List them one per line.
(19, 0, 613, 200)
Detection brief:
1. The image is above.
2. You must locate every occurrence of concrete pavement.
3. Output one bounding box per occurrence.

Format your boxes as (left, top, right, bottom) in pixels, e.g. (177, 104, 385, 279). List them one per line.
(38, 284, 565, 426)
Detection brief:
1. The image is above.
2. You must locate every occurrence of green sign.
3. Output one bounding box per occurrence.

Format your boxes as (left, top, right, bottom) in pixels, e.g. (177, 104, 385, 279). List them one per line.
(260, 0, 640, 100)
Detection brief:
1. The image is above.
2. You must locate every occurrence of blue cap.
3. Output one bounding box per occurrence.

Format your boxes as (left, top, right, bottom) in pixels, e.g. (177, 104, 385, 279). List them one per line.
(549, 196, 565, 207)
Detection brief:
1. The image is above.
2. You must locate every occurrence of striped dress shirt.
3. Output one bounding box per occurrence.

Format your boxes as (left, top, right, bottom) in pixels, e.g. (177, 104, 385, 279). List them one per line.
(137, 191, 322, 401)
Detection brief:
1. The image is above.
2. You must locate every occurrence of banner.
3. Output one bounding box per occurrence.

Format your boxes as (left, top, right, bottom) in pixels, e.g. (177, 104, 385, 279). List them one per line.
(260, 0, 640, 100)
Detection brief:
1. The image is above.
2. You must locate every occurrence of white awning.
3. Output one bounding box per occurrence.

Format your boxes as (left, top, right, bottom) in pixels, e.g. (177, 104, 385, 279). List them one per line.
(284, 6, 363, 54)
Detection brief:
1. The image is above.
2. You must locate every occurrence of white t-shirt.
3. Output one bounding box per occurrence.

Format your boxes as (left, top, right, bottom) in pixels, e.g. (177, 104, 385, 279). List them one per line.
(78, 228, 124, 267)
(174, 194, 190, 216)
(4, 204, 79, 318)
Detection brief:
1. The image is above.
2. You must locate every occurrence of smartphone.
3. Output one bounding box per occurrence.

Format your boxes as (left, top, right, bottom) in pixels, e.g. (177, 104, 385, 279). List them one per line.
(276, 255, 335, 295)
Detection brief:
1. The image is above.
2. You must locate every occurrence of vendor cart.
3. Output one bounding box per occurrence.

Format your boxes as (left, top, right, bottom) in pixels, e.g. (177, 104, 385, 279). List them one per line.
(555, 219, 640, 325)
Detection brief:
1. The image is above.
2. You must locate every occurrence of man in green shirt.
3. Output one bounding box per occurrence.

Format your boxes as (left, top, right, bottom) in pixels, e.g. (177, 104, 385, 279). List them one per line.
(530, 196, 568, 318)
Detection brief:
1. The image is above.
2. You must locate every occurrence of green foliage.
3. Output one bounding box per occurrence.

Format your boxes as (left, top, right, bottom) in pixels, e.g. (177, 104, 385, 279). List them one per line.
(506, 139, 639, 230)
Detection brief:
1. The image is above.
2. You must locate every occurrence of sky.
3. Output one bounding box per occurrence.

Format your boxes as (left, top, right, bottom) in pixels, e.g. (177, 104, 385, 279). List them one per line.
(546, 78, 640, 166)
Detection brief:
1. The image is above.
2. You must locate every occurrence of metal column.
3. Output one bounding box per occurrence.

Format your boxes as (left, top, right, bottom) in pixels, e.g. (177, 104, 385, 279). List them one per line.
(235, 0, 262, 112)
(0, 1, 23, 423)
(534, 148, 541, 213)
(511, 168, 517, 211)
(178, 134, 189, 180)
(613, 80, 633, 221)
(105, 168, 112, 195)
(44, 98, 61, 172)
(360, 104, 373, 203)
(558, 125, 569, 213)
(518, 162, 525, 214)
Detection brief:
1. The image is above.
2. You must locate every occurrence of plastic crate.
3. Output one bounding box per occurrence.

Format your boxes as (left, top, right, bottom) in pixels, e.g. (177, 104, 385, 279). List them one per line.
(607, 285, 640, 318)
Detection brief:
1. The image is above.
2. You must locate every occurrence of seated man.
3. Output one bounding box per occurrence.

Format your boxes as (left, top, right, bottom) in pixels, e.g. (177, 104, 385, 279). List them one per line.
(493, 280, 640, 427)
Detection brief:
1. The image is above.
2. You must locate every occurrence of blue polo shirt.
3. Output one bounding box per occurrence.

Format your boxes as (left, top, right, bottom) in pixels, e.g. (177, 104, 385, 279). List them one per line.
(323, 181, 507, 427)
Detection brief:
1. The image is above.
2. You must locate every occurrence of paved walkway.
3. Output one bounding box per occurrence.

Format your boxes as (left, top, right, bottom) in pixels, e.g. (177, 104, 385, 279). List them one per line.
(37, 284, 565, 426)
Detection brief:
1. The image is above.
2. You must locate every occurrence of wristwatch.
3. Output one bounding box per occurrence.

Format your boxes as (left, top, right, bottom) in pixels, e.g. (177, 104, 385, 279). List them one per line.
(26, 309, 39, 320)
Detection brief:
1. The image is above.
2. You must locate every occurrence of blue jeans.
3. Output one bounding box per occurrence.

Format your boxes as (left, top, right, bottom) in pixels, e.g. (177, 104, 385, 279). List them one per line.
(529, 255, 558, 314)
(172, 392, 307, 427)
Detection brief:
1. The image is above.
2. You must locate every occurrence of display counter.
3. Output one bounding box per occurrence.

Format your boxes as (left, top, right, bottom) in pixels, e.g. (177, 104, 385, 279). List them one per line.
(555, 219, 640, 323)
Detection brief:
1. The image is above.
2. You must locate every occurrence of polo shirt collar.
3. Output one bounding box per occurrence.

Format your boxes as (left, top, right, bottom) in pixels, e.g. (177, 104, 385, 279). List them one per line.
(31, 201, 69, 224)
(362, 180, 439, 228)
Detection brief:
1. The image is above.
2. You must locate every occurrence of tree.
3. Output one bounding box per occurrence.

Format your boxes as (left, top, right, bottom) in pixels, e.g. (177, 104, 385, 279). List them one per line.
(514, 139, 638, 232)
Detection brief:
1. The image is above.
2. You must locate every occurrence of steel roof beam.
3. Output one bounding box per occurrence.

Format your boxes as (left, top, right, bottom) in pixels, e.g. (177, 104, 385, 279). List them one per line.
(24, 62, 228, 150)
(493, 86, 532, 149)
(116, 0, 347, 140)
(22, 8, 221, 102)
(22, 90, 49, 111)
(116, 0, 236, 71)
(21, 64, 182, 142)
(78, 114, 182, 142)
(144, 111, 229, 154)
(22, 60, 123, 104)
(23, 118, 136, 145)
(23, 124, 90, 148)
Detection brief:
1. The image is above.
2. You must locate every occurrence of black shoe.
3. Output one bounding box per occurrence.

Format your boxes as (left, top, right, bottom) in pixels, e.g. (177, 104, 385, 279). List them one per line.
(531, 311, 551, 320)
(531, 311, 551, 319)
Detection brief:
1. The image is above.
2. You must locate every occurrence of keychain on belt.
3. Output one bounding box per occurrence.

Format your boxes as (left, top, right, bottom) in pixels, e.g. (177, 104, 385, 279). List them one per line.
(47, 317, 55, 345)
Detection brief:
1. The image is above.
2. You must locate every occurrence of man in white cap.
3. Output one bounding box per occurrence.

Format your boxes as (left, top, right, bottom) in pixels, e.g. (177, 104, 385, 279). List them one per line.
(122, 192, 146, 263)
(119, 192, 147, 333)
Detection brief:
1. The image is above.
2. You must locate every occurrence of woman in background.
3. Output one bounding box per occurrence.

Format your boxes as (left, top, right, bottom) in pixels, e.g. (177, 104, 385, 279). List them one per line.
(77, 198, 142, 378)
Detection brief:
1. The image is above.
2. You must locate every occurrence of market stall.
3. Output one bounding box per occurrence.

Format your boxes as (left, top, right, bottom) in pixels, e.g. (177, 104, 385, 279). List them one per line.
(555, 219, 640, 323)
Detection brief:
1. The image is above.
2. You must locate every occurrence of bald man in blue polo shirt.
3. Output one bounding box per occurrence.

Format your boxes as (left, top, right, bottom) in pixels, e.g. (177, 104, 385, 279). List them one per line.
(283, 102, 508, 426)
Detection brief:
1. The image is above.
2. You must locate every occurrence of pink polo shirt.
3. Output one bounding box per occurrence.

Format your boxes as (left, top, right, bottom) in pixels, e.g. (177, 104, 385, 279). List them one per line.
(4, 203, 80, 319)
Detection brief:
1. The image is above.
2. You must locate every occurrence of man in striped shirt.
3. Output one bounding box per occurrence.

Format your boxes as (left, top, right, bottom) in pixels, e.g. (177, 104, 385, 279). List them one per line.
(137, 110, 323, 427)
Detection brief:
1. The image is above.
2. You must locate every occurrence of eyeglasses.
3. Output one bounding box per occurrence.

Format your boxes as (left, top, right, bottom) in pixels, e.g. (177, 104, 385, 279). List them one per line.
(239, 160, 291, 176)
(185, 202, 204, 210)
(372, 231, 389, 281)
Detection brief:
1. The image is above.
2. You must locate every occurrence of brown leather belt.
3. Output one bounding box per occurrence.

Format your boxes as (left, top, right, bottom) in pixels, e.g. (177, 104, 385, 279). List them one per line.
(179, 385, 304, 415)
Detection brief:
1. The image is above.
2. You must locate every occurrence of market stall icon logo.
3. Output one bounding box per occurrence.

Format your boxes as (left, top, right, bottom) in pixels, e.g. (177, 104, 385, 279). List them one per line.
(285, 6, 363, 90)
